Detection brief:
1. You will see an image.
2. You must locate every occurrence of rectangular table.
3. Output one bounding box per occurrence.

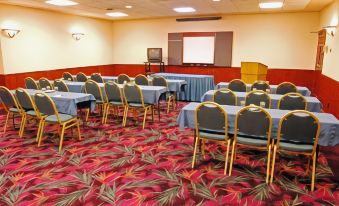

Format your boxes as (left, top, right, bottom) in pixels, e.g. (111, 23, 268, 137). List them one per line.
(201, 90, 323, 112)
(15, 89, 96, 116)
(177, 102, 339, 147)
(216, 82, 311, 96)
(152, 73, 215, 102)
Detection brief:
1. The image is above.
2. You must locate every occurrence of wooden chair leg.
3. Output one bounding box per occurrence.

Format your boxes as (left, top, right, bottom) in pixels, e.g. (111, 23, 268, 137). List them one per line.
(101, 104, 107, 124)
(85, 108, 90, 122)
(192, 136, 200, 168)
(3, 113, 10, 135)
(167, 96, 171, 113)
(224, 139, 231, 175)
(228, 140, 237, 176)
(58, 124, 66, 152)
(266, 145, 272, 183)
(36, 119, 43, 142)
(104, 105, 110, 124)
(270, 145, 278, 183)
(38, 121, 46, 147)
(151, 106, 154, 122)
(19, 114, 27, 138)
(76, 121, 81, 140)
(123, 106, 128, 127)
(202, 139, 206, 159)
(311, 152, 317, 191)
(142, 107, 148, 129)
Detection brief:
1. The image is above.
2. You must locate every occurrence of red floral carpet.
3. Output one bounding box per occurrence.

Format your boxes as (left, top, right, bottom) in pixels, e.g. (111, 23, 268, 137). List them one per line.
(0, 102, 338, 205)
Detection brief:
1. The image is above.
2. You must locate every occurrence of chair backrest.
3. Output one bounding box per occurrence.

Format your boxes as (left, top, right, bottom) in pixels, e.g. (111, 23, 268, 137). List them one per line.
(63, 72, 74, 81)
(54, 79, 69, 92)
(251, 81, 270, 92)
(195, 102, 228, 139)
(117, 74, 131, 84)
(152, 76, 168, 87)
(235, 105, 272, 142)
(245, 90, 271, 108)
(25, 77, 39, 90)
(84, 80, 104, 102)
(135, 74, 149, 86)
(39, 78, 53, 89)
(123, 83, 144, 106)
(76, 72, 88, 82)
(104, 81, 123, 103)
(277, 110, 320, 148)
(228, 79, 247, 92)
(276, 82, 297, 95)
(278, 93, 307, 110)
(0, 86, 20, 112)
(34, 92, 60, 121)
(91, 73, 104, 83)
(212, 89, 237, 106)
(15, 88, 35, 111)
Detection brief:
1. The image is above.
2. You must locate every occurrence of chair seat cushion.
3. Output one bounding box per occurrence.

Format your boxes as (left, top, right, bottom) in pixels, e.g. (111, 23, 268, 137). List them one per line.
(237, 135, 268, 147)
(26, 110, 38, 116)
(279, 142, 313, 152)
(129, 103, 149, 107)
(9, 108, 20, 113)
(198, 129, 227, 141)
(45, 114, 75, 123)
(109, 101, 123, 105)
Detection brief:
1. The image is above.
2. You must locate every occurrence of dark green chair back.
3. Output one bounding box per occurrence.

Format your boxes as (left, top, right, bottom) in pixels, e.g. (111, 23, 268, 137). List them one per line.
(63, 72, 74, 81)
(25, 77, 39, 90)
(117, 74, 131, 84)
(105, 81, 123, 103)
(196, 102, 227, 134)
(84, 80, 104, 102)
(279, 93, 306, 110)
(135, 75, 149, 86)
(152, 76, 167, 87)
(34, 93, 57, 116)
(15, 88, 34, 110)
(276, 82, 297, 95)
(123, 84, 143, 105)
(76, 72, 88, 82)
(213, 89, 237, 106)
(245, 91, 271, 108)
(54, 80, 69, 92)
(228, 79, 246, 92)
(251, 81, 270, 92)
(91, 73, 104, 83)
(39, 78, 52, 89)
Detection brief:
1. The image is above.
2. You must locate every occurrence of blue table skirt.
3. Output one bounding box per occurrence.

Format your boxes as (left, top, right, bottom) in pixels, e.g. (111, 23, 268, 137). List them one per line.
(177, 102, 339, 146)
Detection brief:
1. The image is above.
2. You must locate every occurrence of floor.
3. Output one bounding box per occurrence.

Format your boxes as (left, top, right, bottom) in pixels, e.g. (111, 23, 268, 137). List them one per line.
(0, 102, 338, 205)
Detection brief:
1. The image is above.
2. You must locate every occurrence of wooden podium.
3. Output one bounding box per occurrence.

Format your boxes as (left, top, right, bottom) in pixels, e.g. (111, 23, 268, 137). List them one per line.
(241, 62, 268, 84)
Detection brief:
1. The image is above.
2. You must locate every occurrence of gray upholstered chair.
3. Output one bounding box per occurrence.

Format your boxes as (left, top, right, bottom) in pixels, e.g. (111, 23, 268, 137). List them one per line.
(123, 83, 154, 129)
(25, 77, 39, 90)
(34, 92, 81, 152)
(278, 93, 307, 110)
(63, 72, 74, 81)
(212, 88, 237, 106)
(117, 74, 131, 84)
(15, 88, 42, 138)
(39, 77, 53, 89)
(84, 80, 106, 123)
(53, 79, 70, 92)
(270, 110, 320, 191)
(192, 102, 232, 175)
(103, 81, 124, 124)
(0, 86, 23, 135)
(245, 90, 271, 108)
(152, 76, 175, 113)
(251, 81, 270, 92)
(229, 105, 272, 183)
(91, 73, 104, 83)
(276, 82, 297, 95)
(76, 72, 88, 82)
(228, 79, 247, 92)
(135, 74, 149, 86)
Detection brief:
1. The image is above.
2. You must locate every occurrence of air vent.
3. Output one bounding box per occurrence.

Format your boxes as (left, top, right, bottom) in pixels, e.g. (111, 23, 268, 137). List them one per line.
(176, 16, 222, 22)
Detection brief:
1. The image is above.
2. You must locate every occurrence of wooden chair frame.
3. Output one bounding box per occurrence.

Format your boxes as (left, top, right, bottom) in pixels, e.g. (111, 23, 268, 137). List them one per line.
(103, 81, 125, 124)
(24, 77, 40, 90)
(245, 90, 272, 108)
(278, 92, 307, 110)
(276, 82, 297, 94)
(84, 80, 107, 124)
(153, 76, 176, 113)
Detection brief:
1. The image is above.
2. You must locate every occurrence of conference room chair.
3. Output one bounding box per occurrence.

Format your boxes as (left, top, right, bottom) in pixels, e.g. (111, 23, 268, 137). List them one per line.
(245, 90, 271, 108)
(123, 83, 154, 129)
(15, 88, 43, 138)
(229, 105, 272, 183)
(25, 77, 39, 90)
(228, 79, 247, 92)
(192, 102, 232, 175)
(135, 74, 149, 86)
(117, 74, 131, 84)
(103, 81, 125, 124)
(152, 76, 176, 113)
(276, 82, 297, 95)
(34, 92, 81, 152)
(53, 79, 70, 92)
(270, 110, 320, 191)
(278, 93, 307, 110)
(84, 80, 107, 123)
(76, 72, 88, 82)
(39, 77, 53, 89)
(251, 81, 271, 92)
(0, 86, 23, 135)
(212, 88, 237, 106)
(63, 72, 74, 81)
(91, 73, 104, 83)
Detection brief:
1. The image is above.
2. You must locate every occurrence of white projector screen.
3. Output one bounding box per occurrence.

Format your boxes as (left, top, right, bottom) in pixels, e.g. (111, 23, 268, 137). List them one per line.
(183, 36, 215, 64)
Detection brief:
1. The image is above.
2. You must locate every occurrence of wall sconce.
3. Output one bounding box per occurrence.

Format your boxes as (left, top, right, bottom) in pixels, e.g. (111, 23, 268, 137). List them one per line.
(1, 28, 20, 38)
(323, 25, 337, 37)
(72, 33, 84, 41)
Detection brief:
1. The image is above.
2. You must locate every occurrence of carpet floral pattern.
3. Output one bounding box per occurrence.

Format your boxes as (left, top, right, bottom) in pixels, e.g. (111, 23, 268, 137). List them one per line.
(0, 102, 338, 205)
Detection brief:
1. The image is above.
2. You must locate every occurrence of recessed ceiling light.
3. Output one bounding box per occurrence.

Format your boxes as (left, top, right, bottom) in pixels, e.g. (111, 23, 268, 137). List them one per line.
(106, 12, 128, 17)
(45, 0, 78, 6)
(213, 0, 221, 1)
(173, 7, 196, 13)
(125, 5, 132, 9)
(259, 2, 283, 9)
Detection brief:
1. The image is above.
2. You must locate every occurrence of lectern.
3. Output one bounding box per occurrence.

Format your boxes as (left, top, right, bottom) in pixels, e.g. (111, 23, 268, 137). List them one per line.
(241, 62, 268, 84)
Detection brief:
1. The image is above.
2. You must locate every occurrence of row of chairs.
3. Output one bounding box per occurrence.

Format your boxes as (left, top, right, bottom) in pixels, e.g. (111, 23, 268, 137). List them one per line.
(193, 102, 320, 191)
(0, 86, 81, 152)
(228, 79, 298, 95)
(212, 88, 308, 110)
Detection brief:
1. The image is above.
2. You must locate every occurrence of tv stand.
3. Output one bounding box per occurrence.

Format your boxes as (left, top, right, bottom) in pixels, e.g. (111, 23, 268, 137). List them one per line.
(144, 61, 165, 75)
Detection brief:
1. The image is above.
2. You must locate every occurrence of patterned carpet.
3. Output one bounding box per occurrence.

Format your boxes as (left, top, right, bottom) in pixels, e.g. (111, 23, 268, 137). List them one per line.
(0, 102, 338, 205)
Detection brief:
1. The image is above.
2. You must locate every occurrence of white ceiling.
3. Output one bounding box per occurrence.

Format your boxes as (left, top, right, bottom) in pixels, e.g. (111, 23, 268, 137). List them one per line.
(0, 0, 334, 20)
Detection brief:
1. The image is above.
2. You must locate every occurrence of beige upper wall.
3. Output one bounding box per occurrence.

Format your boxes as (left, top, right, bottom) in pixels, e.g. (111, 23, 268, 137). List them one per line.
(320, 0, 339, 81)
(112, 12, 320, 69)
(0, 4, 114, 74)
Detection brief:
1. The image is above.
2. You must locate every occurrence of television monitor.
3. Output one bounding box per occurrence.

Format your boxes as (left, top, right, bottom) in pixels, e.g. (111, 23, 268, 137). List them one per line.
(147, 48, 162, 62)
